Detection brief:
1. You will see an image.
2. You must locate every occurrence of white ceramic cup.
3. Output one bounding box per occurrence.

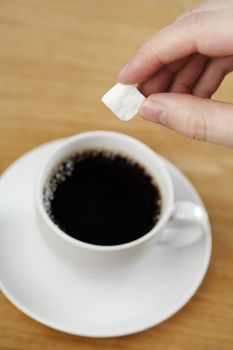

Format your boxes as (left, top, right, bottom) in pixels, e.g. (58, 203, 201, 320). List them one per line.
(35, 131, 209, 273)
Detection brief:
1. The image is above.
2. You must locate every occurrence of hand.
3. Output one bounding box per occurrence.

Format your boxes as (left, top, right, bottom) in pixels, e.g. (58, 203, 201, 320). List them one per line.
(117, 0, 233, 147)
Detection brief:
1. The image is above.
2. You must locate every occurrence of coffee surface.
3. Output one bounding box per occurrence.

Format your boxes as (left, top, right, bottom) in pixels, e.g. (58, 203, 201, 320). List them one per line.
(43, 150, 161, 245)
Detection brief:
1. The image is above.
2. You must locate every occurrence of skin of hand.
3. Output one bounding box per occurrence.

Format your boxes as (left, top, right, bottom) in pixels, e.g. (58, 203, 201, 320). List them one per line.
(117, 0, 233, 147)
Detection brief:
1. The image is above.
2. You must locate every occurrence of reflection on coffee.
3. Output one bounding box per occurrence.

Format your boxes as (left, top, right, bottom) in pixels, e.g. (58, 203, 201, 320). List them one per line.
(43, 150, 161, 246)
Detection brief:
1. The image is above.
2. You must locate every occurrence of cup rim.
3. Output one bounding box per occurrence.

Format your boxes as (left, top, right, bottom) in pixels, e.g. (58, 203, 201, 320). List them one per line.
(36, 131, 174, 252)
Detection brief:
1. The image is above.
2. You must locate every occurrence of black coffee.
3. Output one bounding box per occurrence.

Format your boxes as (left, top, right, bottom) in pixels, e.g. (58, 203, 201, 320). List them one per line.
(43, 150, 161, 246)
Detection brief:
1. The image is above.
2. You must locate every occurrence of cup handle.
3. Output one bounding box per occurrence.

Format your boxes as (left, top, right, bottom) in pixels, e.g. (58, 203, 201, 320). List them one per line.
(159, 201, 209, 247)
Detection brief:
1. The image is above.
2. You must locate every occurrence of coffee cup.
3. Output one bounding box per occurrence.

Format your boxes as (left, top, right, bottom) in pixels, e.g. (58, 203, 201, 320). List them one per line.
(35, 131, 208, 273)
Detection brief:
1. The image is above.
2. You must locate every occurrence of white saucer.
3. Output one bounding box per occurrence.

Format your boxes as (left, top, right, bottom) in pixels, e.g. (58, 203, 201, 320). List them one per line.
(0, 139, 212, 338)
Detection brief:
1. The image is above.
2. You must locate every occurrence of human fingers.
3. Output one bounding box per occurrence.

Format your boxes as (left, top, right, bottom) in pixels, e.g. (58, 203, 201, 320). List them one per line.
(139, 92, 233, 146)
(139, 57, 188, 97)
(118, 9, 233, 84)
(149, 53, 233, 98)
(169, 53, 208, 93)
(192, 55, 233, 97)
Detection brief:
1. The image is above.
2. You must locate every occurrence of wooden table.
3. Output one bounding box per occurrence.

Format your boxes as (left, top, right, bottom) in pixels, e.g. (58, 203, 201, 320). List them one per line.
(0, 1, 233, 349)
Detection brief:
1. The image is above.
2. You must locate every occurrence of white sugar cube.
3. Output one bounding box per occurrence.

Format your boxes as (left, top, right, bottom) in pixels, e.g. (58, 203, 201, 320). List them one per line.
(101, 83, 145, 121)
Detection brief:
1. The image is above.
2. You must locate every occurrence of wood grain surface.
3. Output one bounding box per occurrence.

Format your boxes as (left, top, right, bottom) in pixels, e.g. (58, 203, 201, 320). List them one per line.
(0, 1, 233, 349)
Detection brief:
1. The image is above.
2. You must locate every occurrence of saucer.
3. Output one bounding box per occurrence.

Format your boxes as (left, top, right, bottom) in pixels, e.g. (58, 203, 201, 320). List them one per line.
(0, 139, 212, 337)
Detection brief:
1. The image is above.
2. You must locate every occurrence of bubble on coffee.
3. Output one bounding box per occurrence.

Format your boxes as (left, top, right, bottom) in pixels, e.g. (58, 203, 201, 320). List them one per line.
(43, 150, 162, 246)
(43, 159, 75, 218)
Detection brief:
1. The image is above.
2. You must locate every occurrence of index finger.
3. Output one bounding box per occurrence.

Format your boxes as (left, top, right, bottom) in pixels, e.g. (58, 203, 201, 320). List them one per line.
(117, 11, 233, 84)
(118, 21, 195, 84)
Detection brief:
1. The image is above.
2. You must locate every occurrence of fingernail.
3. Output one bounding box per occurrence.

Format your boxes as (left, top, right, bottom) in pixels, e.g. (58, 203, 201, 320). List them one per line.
(118, 59, 132, 78)
(139, 99, 167, 124)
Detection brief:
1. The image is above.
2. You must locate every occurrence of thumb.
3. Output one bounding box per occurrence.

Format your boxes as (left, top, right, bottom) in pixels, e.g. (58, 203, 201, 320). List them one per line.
(139, 93, 233, 147)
